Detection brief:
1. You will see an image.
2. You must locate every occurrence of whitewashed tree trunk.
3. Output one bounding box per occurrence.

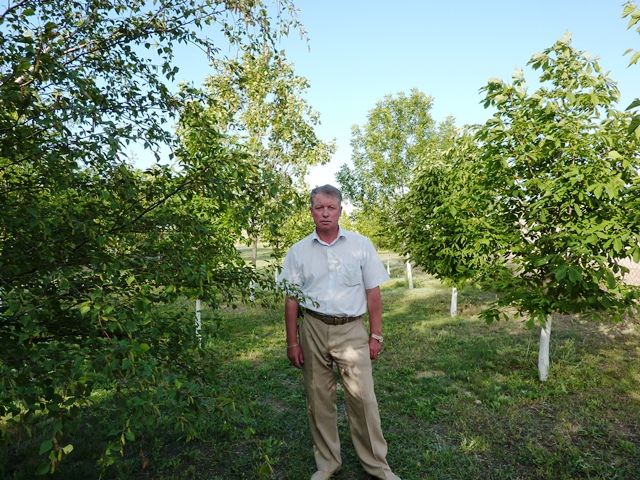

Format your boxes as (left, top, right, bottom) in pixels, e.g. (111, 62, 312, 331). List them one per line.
(195, 299, 202, 346)
(538, 314, 552, 381)
(387, 253, 391, 275)
(251, 239, 258, 266)
(249, 238, 258, 302)
(406, 260, 413, 290)
(450, 286, 458, 317)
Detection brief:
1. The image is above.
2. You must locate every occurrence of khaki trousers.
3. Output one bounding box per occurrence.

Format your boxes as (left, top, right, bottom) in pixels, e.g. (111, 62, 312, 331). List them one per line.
(300, 313, 400, 479)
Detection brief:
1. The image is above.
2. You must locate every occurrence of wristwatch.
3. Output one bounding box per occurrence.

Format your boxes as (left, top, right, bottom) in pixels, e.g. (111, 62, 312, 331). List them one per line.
(370, 333, 383, 343)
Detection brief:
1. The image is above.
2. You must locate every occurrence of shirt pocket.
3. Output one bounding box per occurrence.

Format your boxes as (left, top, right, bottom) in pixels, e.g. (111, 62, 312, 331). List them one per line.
(339, 261, 362, 287)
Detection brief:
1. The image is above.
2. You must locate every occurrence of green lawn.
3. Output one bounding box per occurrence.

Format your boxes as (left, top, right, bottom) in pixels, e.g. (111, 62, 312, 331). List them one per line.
(3, 265, 639, 479)
(148, 268, 639, 479)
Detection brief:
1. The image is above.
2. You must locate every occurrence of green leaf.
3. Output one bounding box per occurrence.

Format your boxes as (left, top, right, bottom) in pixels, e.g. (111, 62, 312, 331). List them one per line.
(539, 209, 547, 222)
(622, 4, 636, 17)
(533, 256, 550, 266)
(613, 237, 623, 253)
(568, 267, 581, 283)
(628, 116, 640, 136)
(35, 462, 51, 476)
(39, 439, 53, 455)
(605, 270, 616, 289)
(592, 184, 603, 199)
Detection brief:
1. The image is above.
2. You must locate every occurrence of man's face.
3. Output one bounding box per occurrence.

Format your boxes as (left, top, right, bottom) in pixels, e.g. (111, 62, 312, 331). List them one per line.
(310, 192, 342, 233)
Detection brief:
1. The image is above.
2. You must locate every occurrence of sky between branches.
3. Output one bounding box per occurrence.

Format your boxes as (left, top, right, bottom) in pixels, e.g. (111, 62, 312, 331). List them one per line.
(143, 0, 639, 190)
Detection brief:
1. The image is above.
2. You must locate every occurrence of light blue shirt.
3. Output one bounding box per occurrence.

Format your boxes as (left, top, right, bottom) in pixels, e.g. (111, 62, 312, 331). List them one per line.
(278, 228, 390, 317)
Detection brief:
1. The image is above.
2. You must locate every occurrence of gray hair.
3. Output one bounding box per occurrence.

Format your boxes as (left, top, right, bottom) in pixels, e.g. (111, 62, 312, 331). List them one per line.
(310, 184, 342, 206)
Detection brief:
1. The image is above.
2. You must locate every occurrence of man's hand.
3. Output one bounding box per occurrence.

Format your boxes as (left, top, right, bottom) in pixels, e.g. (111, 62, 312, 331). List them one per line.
(287, 344, 304, 369)
(369, 336, 382, 360)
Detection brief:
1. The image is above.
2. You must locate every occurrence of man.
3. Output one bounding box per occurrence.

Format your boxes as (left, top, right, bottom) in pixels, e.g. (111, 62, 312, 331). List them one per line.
(278, 184, 401, 480)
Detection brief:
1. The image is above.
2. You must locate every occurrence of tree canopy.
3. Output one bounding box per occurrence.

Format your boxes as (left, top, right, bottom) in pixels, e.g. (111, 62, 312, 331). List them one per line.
(404, 34, 640, 326)
(0, 0, 306, 473)
(336, 88, 455, 247)
(476, 34, 640, 325)
(199, 50, 335, 262)
(397, 128, 497, 288)
(623, 1, 640, 135)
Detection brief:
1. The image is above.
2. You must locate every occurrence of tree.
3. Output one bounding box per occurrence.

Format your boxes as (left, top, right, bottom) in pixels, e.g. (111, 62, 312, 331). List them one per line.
(397, 127, 499, 313)
(201, 50, 335, 266)
(0, 0, 303, 473)
(336, 89, 456, 287)
(422, 34, 640, 380)
(623, 1, 640, 135)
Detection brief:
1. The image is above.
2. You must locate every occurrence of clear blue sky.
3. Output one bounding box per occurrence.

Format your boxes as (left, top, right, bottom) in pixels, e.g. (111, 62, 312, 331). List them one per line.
(168, 1, 638, 187)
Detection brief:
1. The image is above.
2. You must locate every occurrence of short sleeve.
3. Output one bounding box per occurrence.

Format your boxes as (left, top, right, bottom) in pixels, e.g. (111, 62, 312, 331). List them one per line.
(361, 238, 390, 290)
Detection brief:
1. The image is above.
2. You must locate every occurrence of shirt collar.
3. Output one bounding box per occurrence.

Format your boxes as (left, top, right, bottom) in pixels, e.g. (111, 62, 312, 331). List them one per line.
(312, 226, 346, 246)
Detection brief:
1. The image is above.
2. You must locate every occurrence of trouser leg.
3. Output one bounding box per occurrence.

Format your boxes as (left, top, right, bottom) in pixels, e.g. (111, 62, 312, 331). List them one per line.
(332, 320, 401, 480)
(300, 314, 342, 473)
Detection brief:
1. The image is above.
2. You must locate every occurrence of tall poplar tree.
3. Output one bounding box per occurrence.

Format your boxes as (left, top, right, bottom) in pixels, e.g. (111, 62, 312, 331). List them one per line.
(201, 51, 335, 266)
(336, 89, 455, 287)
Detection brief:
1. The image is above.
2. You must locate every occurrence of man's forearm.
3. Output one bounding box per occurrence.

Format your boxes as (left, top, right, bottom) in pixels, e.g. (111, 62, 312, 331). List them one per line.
(284, 296, 300, 346)
(366, 287, 383, 335)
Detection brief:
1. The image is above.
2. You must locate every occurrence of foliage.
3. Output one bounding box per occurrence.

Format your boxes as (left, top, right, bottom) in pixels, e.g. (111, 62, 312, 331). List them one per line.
(0, 0, 304, 474)
(200, 50, 335, 262)
(336, 88, 456, 250)
(412, 34, 640, 326)
(623, 1, 640, 135)
(261, 194, 316, 262)
(397, 128, 499, 288)
(342, 208, 390, 249)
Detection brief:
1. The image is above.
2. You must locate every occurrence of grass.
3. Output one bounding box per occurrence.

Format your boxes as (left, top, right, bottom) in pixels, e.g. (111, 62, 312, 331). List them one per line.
(2, 258, 640, 479)
(149, 268, 639, 479)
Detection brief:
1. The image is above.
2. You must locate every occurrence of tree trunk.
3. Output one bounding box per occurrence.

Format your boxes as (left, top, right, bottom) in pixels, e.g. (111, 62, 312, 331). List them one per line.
(406, 260, 413, 289)
(195, 299, 202, 347)
(450, 286, 457, 317)
(387, 253, 391, 275)
(538, 314, 552, 381)
(251, 238, 258, 267)
(249, 237, 258, 301)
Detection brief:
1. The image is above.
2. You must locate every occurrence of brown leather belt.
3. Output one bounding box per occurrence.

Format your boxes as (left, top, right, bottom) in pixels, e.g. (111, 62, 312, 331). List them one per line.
(306, 309, 362, 325)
